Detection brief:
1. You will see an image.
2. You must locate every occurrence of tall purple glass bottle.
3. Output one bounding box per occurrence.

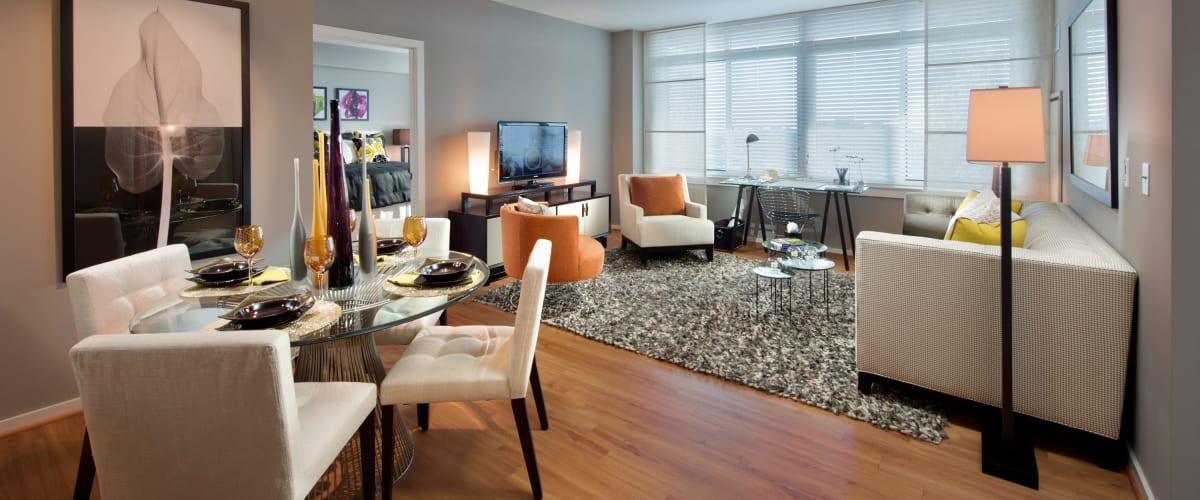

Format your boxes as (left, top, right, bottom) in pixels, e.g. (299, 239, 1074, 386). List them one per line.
(325, 99, 356, 288)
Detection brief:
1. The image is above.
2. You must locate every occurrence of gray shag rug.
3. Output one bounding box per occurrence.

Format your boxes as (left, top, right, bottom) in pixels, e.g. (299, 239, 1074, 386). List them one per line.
(474, 249, 948, 443)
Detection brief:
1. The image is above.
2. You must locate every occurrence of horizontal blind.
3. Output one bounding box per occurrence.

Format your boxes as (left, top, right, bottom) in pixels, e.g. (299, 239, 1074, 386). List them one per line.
(925, 0, 1053, 193)
(705, 0, 924, 186)
(645, 26, 706, 179)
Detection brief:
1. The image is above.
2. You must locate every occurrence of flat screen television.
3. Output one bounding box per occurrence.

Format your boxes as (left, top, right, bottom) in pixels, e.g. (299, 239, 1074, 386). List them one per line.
(497, 121, 567, 189)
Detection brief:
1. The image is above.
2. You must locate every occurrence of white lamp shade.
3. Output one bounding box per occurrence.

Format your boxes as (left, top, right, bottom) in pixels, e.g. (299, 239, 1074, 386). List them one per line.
(467, 131, 490, 194)
(966, 87, 1047, 164)
(567, 130, 582, 182)
(1083, 133, 1109, 166)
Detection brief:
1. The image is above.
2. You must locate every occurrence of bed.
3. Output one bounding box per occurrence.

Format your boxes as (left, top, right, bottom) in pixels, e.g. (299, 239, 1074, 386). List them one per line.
(343, 161, 412, 210)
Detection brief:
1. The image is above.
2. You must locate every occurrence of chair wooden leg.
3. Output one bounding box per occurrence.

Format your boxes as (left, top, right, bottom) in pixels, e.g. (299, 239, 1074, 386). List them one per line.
(530, 358, 549, 430)
(639, 247, 648, 267)
(73, 429, 95, 500)
(358, 412, 376, 500)
(438, 311, 448, 325)
(382, 405, 395, 500)
(510, 398, 543, 499)
(705, 246, 714, 262)
(417, 403, 429, 431)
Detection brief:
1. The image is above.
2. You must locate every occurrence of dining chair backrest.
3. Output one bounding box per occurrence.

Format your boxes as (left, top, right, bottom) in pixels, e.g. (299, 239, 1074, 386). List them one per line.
(507, 239, 552, 398)
(65, 244, 192, 339)
(374, 217, 451, 254)
(69, 331, 301, 500)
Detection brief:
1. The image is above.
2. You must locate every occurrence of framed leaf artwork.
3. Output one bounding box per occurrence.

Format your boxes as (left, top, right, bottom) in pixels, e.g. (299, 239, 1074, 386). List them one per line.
(313, 86, 327, 120)
(60, 0, 250, 276)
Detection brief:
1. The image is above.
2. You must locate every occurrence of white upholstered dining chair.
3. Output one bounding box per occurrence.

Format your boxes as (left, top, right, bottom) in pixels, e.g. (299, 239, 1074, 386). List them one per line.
(372, 217, 452, 345)
(379, 239, 553, 500)
(64, 243, 193, 499)
(70, 331, 378, 500)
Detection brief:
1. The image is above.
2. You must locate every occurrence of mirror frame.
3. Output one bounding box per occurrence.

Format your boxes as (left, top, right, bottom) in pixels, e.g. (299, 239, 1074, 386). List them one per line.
(1066, 0, 1119, 208)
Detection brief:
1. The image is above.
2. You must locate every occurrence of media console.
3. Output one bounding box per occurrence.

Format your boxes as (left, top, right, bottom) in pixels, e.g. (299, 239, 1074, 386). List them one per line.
(448, 180, 610, 278)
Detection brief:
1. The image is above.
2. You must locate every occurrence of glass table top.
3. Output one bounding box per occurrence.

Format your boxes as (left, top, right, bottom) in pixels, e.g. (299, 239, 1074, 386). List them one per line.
(131, 249, 489, 346)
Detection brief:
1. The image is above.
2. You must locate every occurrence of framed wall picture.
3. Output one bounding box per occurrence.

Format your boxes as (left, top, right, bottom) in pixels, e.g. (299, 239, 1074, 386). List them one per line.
(336, 88, 370, 121)
(60, 0, 250, 276)
(313, 86, 327, 120)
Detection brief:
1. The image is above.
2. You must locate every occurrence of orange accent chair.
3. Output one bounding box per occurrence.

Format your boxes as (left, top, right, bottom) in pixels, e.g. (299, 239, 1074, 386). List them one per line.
(500, 203, 604, 283)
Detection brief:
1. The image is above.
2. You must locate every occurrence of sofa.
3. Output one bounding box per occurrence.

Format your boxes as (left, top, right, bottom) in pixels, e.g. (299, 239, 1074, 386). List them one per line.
(855, 193, 1137, 445)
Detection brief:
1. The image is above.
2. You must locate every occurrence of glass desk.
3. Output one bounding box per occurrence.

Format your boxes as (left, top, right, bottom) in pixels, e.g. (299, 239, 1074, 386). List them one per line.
(719, 178, 868, 270)
(130, 249, 489, 497)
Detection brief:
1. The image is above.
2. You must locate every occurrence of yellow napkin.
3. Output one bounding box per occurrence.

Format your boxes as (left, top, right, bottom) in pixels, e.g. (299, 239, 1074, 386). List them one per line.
(241, 267, 290, 286)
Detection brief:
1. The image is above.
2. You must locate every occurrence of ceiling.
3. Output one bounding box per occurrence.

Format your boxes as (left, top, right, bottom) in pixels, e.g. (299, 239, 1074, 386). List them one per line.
(491, 0, 875, 32)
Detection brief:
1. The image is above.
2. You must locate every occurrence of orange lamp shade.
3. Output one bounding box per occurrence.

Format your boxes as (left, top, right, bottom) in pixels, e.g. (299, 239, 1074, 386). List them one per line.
(966, 87, 1047, 165)
(1083, 133, 1109, 166)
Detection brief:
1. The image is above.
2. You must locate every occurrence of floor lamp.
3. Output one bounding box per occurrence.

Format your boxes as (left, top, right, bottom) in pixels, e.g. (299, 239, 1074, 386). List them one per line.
(965, 86, 1045, 489)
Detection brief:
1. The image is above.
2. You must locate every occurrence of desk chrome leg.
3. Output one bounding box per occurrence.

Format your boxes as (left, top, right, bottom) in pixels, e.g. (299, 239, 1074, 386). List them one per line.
(295, 334, 415, 497)
(832, 194, 850, 271)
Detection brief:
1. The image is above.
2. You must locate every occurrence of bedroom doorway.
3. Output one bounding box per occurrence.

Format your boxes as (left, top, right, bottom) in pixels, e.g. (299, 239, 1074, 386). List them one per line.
(313, 25, 426, 216)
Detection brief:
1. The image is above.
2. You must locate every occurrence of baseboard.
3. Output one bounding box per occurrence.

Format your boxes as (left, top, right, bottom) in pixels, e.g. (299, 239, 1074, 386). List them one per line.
(1127, 445, 1156, 500)
(0, 398, 81, 437)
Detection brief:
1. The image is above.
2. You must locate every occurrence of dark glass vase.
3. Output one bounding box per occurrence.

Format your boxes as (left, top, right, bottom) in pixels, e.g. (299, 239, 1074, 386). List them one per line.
(325, 99, 356, 288)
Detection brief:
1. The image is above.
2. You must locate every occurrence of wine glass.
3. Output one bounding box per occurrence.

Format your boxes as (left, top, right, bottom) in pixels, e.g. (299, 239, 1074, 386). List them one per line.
(233, 225, 264, 289)
(402, 216, 427, 257)
(349, 210, 358, 232)
(304, 235, 336, 300)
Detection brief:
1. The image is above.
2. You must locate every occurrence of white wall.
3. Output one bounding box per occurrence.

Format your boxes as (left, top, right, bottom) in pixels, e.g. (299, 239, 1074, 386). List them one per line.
(313, 41, 411, 135)
(0, 0, 314, 421)
(313, 0, 612, 217)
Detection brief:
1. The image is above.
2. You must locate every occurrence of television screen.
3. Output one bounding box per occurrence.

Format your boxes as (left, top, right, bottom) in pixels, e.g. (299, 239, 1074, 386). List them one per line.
(498, 121, 567, 184)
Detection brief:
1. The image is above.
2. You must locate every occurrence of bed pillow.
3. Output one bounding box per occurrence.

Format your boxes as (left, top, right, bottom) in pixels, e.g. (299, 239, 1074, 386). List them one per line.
(363, 132, 388, 162)
(339, 132, 359, 163)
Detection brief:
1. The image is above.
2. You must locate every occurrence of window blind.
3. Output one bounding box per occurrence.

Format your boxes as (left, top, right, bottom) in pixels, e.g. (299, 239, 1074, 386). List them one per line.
(644, 25, 705, 178)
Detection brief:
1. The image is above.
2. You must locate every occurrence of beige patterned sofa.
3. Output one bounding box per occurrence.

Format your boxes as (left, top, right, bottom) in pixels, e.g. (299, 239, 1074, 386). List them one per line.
(855, 193, 1137, 444)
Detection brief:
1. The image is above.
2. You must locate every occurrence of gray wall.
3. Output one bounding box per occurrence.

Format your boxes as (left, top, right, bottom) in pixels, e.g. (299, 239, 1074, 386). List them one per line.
(1055, 0, 1197, 497)
(610, 30, 641, 224)
(313, 0, 612, 217)
(0, 0, 314, 421)
(313, 42, 411, 134)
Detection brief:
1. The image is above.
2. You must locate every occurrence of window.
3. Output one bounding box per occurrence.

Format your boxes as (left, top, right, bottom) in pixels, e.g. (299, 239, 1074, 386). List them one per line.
(643, 0, 1052, 192)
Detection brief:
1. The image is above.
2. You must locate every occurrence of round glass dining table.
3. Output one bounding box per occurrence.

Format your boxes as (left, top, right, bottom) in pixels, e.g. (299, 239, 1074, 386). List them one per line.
(129, 249, 490, 497)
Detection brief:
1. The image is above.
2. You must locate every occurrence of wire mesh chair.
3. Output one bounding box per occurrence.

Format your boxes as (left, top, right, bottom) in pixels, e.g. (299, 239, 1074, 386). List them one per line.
(757, 187, 819, 245)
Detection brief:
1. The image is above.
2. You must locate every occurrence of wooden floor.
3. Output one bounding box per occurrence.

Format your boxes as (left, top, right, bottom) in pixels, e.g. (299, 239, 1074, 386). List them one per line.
(0, 237, 1139, 499)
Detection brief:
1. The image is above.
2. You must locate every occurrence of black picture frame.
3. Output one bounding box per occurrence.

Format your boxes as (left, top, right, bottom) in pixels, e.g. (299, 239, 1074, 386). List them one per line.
(60, 0, 251, 277)
(313, 86, 328, 120)
(336, 88, 370, 121)
(1066, 0, 1118, 208)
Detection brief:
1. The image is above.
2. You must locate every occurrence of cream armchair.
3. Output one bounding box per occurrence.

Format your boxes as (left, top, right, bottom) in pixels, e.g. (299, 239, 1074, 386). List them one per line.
(618, 174, 714, 266)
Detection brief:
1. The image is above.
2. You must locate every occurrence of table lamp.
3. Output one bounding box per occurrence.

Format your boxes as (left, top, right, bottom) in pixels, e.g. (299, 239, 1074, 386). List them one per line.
(966, 86, 1045, 490)
(744, 133, 760, 180)
(392, 128, 411, 163)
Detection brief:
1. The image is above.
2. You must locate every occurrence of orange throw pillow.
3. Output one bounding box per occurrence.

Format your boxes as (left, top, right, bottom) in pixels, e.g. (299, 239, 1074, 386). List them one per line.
(629, 176, 686, 216)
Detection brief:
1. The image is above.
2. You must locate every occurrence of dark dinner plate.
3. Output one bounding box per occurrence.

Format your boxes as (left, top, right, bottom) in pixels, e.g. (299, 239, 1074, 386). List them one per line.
(417, 260, 472, 283)
(186, 267, 267, 287)
(376, 238, 409, 255)
(219, 292, 315, 328)
(413, 272, 474, 287)
(188, 261, 264, 280)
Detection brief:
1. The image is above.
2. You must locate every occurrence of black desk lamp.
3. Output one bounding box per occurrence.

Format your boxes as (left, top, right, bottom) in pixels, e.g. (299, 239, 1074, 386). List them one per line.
(744, 134, 759, 180)
(965, 86, 1046, 489)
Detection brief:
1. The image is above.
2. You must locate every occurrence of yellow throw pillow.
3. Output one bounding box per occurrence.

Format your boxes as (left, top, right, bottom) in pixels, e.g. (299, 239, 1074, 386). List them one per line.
(944, 190, 1025, 240)
(948, 218, 1027, 247)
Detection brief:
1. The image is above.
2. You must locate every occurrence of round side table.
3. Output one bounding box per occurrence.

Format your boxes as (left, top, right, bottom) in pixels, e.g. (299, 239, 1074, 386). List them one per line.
(753, 265, 794, 317)
(781, 257, 835, 318)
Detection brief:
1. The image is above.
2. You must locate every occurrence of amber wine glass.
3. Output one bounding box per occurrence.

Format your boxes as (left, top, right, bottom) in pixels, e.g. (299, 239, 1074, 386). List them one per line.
(233, 225, 264, 289)
(304, 235, 336, 300)
(349, 210, 358, 232)
(402, 216, 427, 255)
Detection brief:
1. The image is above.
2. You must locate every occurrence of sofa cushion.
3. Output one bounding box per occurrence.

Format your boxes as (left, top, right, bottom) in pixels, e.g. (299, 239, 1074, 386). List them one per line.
(629, 176, 686, 216)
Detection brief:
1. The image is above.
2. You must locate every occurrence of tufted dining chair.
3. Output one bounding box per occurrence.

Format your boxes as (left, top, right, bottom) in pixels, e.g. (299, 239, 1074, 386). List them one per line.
(378, 239, 553, 499)
(371, 217, 451, 345)
(70, 331, 378, 500)
(64, 243, 193, 499)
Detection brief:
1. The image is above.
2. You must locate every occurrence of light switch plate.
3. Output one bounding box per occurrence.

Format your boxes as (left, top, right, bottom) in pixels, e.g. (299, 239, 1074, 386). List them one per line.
(1123, 158, 1130, 188)
(1141, 162, 1150, 196)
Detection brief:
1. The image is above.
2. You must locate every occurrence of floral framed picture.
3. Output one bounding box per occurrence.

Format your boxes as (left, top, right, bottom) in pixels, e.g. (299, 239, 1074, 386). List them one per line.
(313, 86, 327, 120)
(60, 0, 250, 276)
(336, 88, 369, 121)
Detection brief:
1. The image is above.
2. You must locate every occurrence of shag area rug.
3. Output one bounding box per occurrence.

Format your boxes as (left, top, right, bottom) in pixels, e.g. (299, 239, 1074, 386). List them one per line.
(474, 249, 948, 443)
